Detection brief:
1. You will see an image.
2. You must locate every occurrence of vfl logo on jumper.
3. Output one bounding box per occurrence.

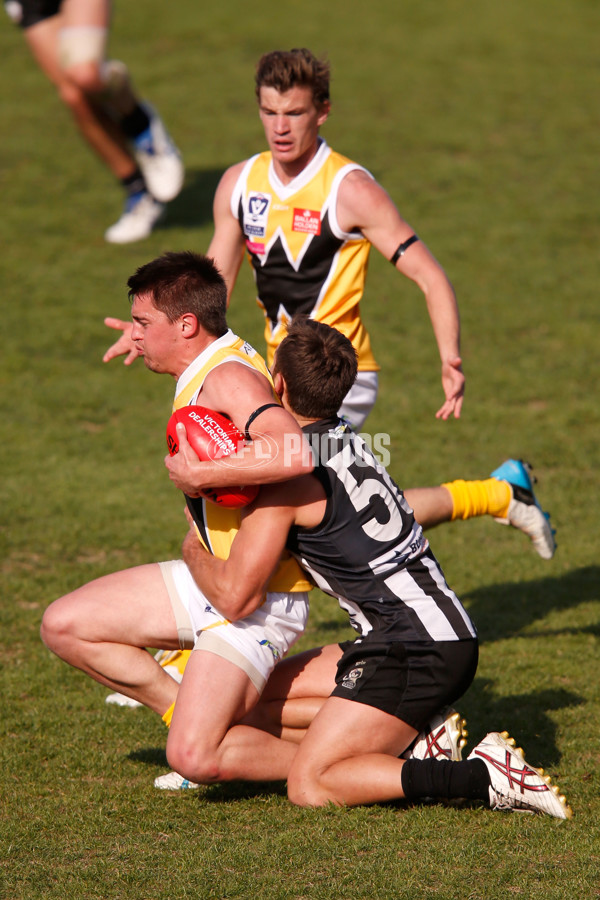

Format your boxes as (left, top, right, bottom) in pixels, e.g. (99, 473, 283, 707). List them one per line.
(292, 208, 321, 235)
(245, 192, 271, 238)
(259, 639, 281, 661)
(341, 663, 365, 691)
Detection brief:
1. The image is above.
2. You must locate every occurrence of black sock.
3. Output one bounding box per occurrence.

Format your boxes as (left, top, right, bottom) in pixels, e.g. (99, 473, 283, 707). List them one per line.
(401, 758, 491, 803)
(120, 103, 151, 141)
(121, 168, 147, 198)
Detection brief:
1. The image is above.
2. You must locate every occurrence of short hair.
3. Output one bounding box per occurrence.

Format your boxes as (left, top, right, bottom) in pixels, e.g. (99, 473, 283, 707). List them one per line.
(274, 317, 357, 419)
(126, 251, 228, 337)
(255, 49, 330, 110)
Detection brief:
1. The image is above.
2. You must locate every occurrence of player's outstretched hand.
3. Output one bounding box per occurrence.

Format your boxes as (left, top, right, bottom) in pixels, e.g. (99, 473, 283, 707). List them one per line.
(103, 317, 140, 365)
(436, 357, 465, 420)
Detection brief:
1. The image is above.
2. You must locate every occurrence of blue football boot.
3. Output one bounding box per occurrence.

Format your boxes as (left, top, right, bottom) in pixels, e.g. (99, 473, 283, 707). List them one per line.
(490, 459, 556, 559)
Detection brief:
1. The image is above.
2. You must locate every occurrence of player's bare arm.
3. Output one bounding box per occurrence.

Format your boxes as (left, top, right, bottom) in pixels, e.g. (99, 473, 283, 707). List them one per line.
(337, 170, 465, 419)
(206, 163, 248, 302)
(182, 500, 293, 620)
(183, 476, 325, 620)
(164, 362, 313, 494)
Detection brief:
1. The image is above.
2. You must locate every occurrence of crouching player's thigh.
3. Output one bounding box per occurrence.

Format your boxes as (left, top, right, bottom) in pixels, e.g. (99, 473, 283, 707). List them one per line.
(287, 637, 478, 807)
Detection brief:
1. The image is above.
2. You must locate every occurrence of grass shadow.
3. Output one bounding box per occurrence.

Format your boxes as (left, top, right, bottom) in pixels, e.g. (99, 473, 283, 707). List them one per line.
(128, 746, 168, 768)
(158, 167, 226, 232)
(201, 781, 288, 803)
(464, 565, 600, 643)
(460, 679, 584, 768)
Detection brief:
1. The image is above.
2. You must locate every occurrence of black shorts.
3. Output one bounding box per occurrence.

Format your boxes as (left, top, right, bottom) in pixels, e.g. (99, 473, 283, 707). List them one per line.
(332, 636, 478, 731)
(5, 0, 62, 29)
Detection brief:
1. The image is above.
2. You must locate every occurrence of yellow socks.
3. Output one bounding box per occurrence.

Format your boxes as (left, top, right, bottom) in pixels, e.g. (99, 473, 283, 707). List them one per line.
(442, 477, 512, 521)
(158, 649, 191, 677)
(157, 651, 192, 728)
(162, 702, 175, 728)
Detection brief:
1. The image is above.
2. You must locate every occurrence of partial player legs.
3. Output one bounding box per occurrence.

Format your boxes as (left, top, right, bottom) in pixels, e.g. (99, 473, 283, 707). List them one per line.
(405, 459, 556, 559)
(245, 644, 342, 741)
(22, 0, 183, 242)
(165, 649, 298, 784)
(40, 563, 181, 714)
(24, 16, 137, 179)
(404, 485, 455, 529)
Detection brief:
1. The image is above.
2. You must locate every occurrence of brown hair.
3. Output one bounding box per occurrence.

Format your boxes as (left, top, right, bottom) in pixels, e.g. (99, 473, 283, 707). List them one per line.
(255, 49, 330, 110)
(274, 317, 357, 419)
(127, 251, 228, 337)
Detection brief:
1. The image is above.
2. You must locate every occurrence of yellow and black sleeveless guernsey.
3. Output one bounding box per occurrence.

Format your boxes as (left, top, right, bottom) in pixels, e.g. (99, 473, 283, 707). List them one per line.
(173, 329, 311, 595)
(231, 139, 379, 372)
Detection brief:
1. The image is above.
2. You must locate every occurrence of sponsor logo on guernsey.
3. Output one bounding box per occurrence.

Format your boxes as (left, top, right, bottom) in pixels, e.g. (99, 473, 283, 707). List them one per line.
(245, 192, 271, 238)
(292, 208, 321, 235)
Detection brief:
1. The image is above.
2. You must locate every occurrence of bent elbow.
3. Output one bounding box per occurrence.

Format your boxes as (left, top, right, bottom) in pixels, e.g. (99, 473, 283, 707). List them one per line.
(215, 581, 265, 621)
(228, 593, 266, 621)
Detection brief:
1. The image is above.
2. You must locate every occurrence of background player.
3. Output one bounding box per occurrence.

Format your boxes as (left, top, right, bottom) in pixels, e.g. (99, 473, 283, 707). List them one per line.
(5, 0, 184, 242)
(104, 46, 462, 426)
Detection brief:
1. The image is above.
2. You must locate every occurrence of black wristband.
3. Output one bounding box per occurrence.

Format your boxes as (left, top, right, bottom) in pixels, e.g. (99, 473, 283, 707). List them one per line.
(390, 234, 419, 265)
(244, 403, 282, 441)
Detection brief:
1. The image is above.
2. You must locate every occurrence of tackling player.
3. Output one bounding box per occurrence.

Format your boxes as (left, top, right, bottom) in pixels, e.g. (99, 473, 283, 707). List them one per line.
(158, 318, 570, 819)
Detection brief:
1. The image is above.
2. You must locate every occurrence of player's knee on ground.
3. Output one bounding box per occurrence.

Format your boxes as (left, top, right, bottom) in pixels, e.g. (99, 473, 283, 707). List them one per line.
(165, 734, 224, 786)
(286, 765, 336, 808)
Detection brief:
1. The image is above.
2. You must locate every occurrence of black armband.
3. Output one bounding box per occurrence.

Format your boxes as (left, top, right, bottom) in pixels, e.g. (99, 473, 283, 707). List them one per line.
(390, 234, 419, 265)
(244, 403, 282, 441)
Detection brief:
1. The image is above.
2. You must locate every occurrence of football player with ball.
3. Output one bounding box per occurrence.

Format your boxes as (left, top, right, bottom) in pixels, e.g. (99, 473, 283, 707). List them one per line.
(41, 251, 315, 784)
(163, 317, 570, 818)
(41, 251, 564, 817)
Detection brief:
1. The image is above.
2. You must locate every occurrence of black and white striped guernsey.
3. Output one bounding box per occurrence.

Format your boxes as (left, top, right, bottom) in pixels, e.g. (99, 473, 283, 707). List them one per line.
(286, 419, 477, 644)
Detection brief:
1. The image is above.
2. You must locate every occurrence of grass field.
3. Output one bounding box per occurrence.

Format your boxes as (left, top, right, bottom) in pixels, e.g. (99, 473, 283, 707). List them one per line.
(1, 0, 599, 897)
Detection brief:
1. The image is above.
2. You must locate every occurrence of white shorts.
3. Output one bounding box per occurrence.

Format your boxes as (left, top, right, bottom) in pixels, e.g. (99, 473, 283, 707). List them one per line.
(158, 559, 309, 693)
(338, 370, 379, 430)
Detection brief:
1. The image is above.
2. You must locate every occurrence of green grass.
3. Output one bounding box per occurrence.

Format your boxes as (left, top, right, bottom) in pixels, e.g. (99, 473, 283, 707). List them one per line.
(1, 0, 599, 896)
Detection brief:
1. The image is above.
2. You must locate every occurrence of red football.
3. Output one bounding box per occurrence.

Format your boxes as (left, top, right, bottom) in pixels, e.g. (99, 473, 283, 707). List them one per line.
(166, 406, 259, 509)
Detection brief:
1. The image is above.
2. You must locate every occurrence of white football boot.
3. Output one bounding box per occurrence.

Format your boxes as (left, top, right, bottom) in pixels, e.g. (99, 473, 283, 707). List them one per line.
(104, 192, 165, 244)
(468, 731, 572, 818)
(491, 459, 556, 559)
(133, 103, 184, 203)
(402, 708, 468, 761)
(154, 770, 200, 791)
